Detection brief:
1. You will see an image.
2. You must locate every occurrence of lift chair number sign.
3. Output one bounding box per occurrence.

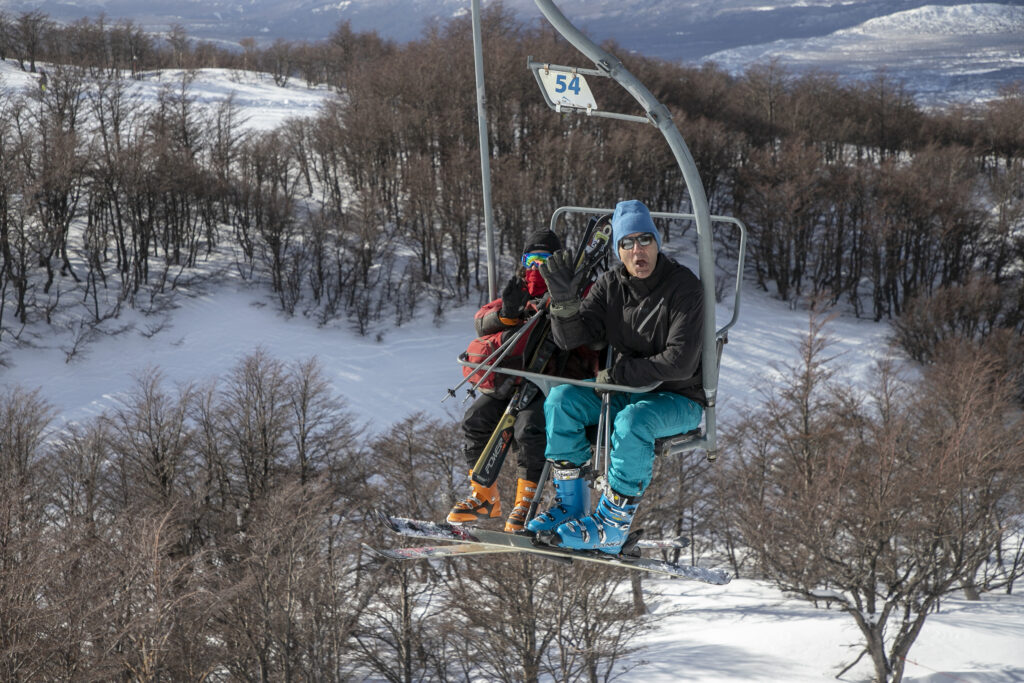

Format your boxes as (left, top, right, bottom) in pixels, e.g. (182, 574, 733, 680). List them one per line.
(538, 70, 598, 111)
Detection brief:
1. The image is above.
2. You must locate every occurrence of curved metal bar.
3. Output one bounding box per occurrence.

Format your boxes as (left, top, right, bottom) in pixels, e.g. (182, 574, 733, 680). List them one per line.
(471, 0, 498, 300)
(459, 356, 711, 456)
(547, 206, 747, 377)
(456, 357, 712, 460)
(534, 0, 721, 456)
(456, 356, 659, 397)
(711, 216, 747, 339)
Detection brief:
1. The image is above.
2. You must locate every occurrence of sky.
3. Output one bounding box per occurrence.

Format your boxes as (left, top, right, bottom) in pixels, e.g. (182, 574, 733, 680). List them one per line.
(0, 63, 1022, 682)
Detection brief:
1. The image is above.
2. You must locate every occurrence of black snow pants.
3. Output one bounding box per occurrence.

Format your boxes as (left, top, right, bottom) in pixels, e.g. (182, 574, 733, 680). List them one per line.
(461, 384, 546, 483)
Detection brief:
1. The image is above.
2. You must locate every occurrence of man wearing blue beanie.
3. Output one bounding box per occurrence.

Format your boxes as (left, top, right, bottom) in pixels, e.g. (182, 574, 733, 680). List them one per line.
(611, 199, 662, 258)
(528, 200, 705, 556)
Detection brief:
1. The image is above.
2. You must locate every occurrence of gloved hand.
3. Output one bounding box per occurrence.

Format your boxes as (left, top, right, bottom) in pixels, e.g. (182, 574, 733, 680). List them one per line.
(500, 276, 529, 319)
(538, 250, 583, 318)
(594, 367, 616, 395)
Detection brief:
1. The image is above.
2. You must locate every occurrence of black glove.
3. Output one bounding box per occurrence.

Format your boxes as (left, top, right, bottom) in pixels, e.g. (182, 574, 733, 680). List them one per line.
(595, 367, 615, 395)
(538, 250, 583, 318)
(500, 276, 529, 319)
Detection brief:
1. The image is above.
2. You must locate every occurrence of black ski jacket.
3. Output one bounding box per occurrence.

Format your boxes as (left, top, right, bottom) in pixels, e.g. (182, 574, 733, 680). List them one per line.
(550, 253, 706, 406)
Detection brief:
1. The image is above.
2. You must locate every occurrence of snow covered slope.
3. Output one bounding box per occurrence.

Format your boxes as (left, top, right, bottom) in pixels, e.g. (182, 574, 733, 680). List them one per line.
(706, 3, 1024, 104)
(2, 1, 1021, 103)
(0, 58, 1021, 683)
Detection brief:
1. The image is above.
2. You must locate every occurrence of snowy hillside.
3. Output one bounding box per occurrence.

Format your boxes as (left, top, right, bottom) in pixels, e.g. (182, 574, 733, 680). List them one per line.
(850, 2, 1024, 33)
(706, 3, 1024, 104)
(2, 0, 1023, 103)
(0, 60, 893, 428)
(1, 65, 1022, 680)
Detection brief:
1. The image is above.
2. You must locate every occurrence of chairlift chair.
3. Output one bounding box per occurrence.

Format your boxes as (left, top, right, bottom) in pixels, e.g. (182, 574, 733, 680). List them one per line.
(463, 0, 748, 517)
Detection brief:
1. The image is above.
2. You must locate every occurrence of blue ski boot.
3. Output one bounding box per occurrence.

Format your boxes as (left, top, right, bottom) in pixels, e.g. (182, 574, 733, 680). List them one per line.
(525, 463, 588, 534)
(553, 488, 639, 555)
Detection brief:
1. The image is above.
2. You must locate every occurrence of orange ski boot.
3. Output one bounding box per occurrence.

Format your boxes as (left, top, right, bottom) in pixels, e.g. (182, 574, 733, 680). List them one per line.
(504, 478, 538, 532)
(447, 473, 501, 524)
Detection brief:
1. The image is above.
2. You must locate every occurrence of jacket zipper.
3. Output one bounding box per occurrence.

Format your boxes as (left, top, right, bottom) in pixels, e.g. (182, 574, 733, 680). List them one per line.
(637, 297, 664, 333)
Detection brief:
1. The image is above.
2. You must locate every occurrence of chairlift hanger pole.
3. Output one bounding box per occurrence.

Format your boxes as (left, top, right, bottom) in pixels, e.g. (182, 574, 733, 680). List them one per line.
(471, 0, 498, 300)
(533, 0, 722, 457)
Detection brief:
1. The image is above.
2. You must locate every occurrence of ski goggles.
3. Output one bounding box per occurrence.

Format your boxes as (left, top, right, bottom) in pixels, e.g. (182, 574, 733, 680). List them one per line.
(618, 234, 656, 251)
(521, 251, 552, 269)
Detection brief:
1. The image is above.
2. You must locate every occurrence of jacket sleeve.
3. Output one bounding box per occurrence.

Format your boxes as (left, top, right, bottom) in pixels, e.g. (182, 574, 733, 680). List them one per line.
(550, 273, 609, 350)
(613, 285, 704, 388)
(475, 309, 508, 336)
(474, 298, 516, 336)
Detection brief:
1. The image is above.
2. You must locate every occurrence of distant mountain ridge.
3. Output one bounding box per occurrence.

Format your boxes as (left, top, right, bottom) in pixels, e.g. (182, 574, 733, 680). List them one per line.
(707, 3, 1024, 104)
(1, 1, 1011, 56)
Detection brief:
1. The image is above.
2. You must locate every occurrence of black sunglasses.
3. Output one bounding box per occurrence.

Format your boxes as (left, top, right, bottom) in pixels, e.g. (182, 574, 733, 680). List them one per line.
(618, 234, 655, 251)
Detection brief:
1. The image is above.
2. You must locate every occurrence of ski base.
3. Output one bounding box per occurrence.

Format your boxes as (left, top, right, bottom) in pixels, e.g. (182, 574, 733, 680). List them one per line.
(376, 512, 688, 550)
(372, 511, 730, 584)
(362, 542, 520, 561)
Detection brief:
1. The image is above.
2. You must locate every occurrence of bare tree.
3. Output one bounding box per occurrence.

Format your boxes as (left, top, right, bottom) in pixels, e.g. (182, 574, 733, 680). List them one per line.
(266, 38, 293, 88)
(725, 310, 1024, 683)
(428, 552, 657, 682)
(102, 367, 195, 510)
(440, 555, 564, 683)
(353, 562, 453, 682)
(165, 24, 190, 70)
(0, 386, 56, 681)
(210, 478, 378, 681)
(14, 10, 53, 73)
(0, 11, 11, 61)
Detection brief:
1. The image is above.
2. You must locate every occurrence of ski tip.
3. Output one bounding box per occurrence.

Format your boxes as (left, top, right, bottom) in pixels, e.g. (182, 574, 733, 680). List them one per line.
(373, 508, 399, 531)
(360, 542, 394, 565)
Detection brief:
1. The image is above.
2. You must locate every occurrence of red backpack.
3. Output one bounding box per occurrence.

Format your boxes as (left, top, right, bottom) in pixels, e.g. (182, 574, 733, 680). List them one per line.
(461, 300, 533, 397)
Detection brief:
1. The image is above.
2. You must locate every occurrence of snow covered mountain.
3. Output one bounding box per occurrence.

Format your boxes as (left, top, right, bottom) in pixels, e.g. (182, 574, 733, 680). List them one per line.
(2, 1, 1022, 102)
(708, 3, 1024, 105)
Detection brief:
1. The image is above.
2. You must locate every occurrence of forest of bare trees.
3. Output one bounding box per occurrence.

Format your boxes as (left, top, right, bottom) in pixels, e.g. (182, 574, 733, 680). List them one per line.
(722, 310, 1024, 682)
(0, 354, 664, 680)
(1, 5, 1024, 682)
(1, 7, 1022, 344)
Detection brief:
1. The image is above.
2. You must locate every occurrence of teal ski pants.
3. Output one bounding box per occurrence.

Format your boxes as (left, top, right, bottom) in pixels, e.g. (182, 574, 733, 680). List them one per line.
(543, 383, 703, 497)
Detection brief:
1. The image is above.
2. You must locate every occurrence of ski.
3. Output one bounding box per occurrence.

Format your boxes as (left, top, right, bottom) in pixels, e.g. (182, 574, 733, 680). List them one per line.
(469, 528, 729, 583)
(363, 541, 575, 565)
(373, 511, 729, 584)
(376, 512, 688, 550)
(362, 542, 519, 561)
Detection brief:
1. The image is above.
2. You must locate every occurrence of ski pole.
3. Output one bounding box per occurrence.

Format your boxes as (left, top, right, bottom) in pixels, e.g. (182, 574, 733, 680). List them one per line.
(442, 316, 534, 401)
(596, 346, 614, 489)
(459, 317, 549, 405)
(454, 308, 546, 403)
(442, 296, 550, 402)
(525, 460, 551, 525)
(445, 223, 609, 403)
(601, 392, 612, 480)
(459, 246, 602, 404)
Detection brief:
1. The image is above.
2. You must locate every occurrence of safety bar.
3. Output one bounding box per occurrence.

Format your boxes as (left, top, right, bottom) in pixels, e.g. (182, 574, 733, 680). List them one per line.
(457, 356, 658, 396)
(455, 358, 708, 456)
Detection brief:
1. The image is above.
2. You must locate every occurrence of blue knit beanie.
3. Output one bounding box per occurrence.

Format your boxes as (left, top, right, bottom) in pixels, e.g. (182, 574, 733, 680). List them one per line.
(611, 200, 661, 260)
